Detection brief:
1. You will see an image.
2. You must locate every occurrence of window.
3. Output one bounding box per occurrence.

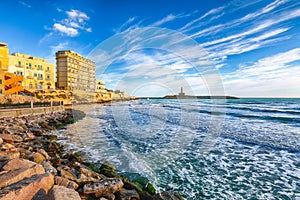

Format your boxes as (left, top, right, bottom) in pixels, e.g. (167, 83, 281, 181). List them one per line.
(47, 66, 50, 71)
(0, 79, 2, 84)
(18, 61, 21, 66)
(47, 75, 50, 79)
(0, 89, 2, 94)
(34, 73, 37, 77)
(38, 65, 43, 70)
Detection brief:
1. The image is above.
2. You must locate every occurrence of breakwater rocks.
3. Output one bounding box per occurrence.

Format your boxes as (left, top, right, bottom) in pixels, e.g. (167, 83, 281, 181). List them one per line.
(0, 109, 184, 200)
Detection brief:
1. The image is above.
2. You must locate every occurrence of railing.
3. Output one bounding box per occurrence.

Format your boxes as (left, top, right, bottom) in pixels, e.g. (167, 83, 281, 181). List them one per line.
(0, 101, 64, 110)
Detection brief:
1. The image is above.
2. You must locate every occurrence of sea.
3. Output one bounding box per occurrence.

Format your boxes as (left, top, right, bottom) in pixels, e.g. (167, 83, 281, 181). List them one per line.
(56, 98, 300, 199)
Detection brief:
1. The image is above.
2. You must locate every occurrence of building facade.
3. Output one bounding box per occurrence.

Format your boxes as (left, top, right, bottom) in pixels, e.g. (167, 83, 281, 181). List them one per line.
(56, 50, 96, 93)
(0, 42, 9, 94)
(7, 53, 55, 91)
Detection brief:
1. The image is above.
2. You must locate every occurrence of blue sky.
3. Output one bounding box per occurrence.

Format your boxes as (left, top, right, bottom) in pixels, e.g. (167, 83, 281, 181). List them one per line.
(1, 0, 300, 97)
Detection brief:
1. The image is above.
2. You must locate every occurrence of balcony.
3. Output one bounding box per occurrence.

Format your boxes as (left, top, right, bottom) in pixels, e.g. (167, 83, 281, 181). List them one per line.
(37, 77, 44, 80)
(26, 75, 34, 79)
(15, 65, 23, 68)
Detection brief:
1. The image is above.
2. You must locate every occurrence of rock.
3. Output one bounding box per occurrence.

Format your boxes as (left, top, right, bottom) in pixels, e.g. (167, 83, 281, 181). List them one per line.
(18, 148, 32, 160)
(101, 193, 115, 200)
(79, 166, 103, 180)
(0, 146, 20, 162)
(116, 188, 140, 200)
(30, 128, 45, 136)
(146, 182, 156, 195)
(0, 164, 45, 189)
(0, 134, 23, 143)
(76, 173, 100, 185)
(55, 176, 79, 190)
(0, 173, 54, 200)
(83, 178, 124, 198)
(43, 134, 57, 141)
(48, 185, 81, 200)
(0, 138, 3, 145)
(0, 143, 15, 150)
(42, 161, 58, 175)
(2, 158, 36, 171)
(60, 168, 78, 181)
(154, 191, 185, 200)
(24, 132, 36, 141)
(3, 126, 25, 135)
(38, 149, 51, 160)
(32, 152, 46, 164)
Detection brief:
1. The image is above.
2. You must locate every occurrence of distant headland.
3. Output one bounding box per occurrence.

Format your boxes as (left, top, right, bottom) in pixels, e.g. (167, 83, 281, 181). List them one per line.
(140, 87, 240, 99)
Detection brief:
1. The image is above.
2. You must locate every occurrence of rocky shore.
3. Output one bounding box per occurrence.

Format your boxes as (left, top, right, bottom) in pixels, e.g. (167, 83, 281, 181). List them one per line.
(0, 109, 184, 200)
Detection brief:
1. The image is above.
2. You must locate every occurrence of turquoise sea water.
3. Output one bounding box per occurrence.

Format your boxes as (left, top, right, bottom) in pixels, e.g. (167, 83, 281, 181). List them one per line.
(57, 99, 300, 199)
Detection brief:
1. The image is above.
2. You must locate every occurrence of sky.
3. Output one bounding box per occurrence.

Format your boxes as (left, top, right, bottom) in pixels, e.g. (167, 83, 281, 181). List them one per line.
(1, 0, 300, 97)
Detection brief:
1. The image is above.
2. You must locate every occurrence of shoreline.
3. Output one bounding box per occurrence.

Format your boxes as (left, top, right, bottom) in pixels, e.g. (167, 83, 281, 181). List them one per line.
(0, 108, 184, 200)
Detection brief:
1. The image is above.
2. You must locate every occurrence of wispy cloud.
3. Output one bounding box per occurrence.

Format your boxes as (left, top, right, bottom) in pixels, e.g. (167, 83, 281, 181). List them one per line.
(223, 48, 300, 97)
(151, 13, 192, 27)
(101, 0, 299, 96)
(114, 17, 137, 33)
(18, 1, 31, 8)
(151, 14, 178, 27)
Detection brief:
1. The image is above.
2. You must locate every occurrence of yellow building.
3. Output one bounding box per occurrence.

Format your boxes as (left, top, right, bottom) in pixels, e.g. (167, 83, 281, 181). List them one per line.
(95, 80, 112, 102)
(56, 50, 96, 93)
(0, 42, 24, 95)
(8, 53, 55, 91)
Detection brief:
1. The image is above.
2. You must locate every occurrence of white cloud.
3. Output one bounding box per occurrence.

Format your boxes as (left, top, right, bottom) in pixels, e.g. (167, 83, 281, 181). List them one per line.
(179, 6, 224, 32)
(66, 9, 90, 21)
(151, 14, 178, 27)
(42, 9, 91, 40)
(223, 48, 300, 97)
(53, 23, 78, 37)
(116, 17, 137, 32)
(18, 1, 31, 8)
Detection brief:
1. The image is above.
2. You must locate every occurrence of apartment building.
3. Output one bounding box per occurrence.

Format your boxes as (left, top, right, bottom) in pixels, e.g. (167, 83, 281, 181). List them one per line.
(56, 50, 96, 93)
(8, 53, 55, 91)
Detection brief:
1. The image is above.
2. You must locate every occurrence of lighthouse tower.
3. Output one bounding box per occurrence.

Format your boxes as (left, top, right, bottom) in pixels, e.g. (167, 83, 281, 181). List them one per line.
(178, 87, 185, 96)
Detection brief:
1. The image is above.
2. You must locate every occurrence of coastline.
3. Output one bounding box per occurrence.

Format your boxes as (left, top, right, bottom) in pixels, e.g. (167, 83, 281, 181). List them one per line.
(0, 108, 184, 200)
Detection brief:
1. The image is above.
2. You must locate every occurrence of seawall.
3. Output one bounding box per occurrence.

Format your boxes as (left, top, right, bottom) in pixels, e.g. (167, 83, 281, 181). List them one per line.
(0, 106, 65, 118)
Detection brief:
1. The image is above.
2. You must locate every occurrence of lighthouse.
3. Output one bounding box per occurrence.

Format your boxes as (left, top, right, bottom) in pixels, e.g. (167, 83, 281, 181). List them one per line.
(178, 87, 185, 96)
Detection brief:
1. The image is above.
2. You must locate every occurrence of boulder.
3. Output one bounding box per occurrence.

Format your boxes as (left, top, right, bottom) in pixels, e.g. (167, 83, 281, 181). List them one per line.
(38, 149, 51, 160)
(23, 132, 36, 141)
(32, 152, 46, 164)
(60, 168, 78, 181)
(0, 134, 23, 143)
(154, 191, 185, 200)
(2, 158, 36, 171)
(0, 146, 20, 162)
(116, 188, 140, 200)
(76, 173, 100, 185)
(83, 178, 124, 198)
(54, 176, 79, 190)
(42, 161, 58, 175)
(0, 173, 54, 200)
(79, 166, 103, 180)
(48, 185, 81, 200)
(0, 164, 45, 189)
